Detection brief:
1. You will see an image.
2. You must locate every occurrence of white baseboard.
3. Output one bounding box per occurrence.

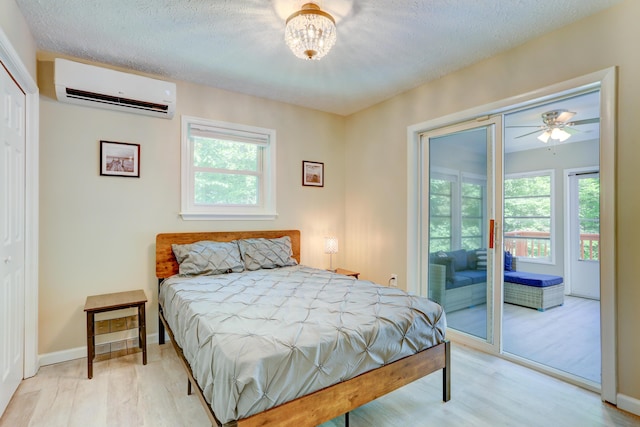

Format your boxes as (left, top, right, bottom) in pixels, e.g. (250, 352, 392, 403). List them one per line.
(38, 333, 160, 367)
(617, 393, 640, 417)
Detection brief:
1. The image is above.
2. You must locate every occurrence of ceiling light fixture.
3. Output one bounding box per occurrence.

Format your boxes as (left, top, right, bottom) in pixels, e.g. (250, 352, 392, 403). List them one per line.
(285, 3, 336, 60)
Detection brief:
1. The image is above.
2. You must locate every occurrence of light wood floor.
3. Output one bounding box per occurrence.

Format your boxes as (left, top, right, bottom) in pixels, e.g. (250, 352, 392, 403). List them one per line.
(1, 342, 638, 427)
(447, 296, 600, 382)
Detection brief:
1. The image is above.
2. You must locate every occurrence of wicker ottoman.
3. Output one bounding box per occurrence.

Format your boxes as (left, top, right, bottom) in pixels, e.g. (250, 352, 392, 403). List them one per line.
(504, 281, 564, 311)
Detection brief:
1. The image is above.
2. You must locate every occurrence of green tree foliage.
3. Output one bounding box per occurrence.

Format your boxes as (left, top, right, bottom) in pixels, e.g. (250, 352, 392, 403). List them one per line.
(430, 179, 452, 251)
(504, 175, 551, 233)
(579, 177, 600, 234)
(578, 177, 600, 260)
(193, 137, 260, 205)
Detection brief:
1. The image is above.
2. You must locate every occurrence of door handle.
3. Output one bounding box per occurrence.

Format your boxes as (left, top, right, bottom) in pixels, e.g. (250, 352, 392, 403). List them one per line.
(489, 220, 495, 249)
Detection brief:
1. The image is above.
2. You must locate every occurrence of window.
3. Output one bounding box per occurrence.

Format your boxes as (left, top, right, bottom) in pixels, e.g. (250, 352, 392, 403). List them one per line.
(461, 180, 484, 250)
(503, 171, 553, 262)
(429, 177, 454, 252)
(430, 171, 486, 252)
(181, 116, 276, 220)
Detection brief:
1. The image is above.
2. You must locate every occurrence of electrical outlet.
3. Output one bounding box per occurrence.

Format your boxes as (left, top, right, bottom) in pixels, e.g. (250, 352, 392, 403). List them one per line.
(389, 274, 398, 287)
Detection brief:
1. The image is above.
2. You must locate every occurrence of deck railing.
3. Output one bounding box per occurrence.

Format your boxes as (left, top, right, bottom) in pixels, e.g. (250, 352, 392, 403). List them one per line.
(503, 231, 599, 261)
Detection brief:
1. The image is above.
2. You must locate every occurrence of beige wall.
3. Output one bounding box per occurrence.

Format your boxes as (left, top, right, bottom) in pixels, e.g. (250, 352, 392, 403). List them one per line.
(0, 0, 36, 78)
(344, 0, 639, 403)
(37, 53, 346, 355)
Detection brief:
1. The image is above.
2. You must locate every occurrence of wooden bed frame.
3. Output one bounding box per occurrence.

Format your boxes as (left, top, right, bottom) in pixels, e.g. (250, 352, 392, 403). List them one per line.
(156, 230, 450, 427)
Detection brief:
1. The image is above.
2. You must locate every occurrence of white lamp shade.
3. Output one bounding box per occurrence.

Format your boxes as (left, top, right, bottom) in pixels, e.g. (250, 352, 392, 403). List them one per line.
(537, 131, 551, 143)
(556, 128, 571, 142)
(324, 236, 338, 254)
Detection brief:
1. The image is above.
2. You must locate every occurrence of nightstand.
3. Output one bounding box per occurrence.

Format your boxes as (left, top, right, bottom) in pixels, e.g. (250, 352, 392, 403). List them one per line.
(84, 289, 147, 379)
(335, 268, 360, 279)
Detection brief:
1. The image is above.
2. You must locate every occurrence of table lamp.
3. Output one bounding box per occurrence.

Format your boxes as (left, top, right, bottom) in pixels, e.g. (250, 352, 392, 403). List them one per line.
(324, 236, 338, 272)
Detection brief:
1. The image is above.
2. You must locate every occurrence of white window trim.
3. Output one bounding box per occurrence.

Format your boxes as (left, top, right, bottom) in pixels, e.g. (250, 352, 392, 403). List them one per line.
(504, 169, 555, 265)
(180, 115, 277, 220)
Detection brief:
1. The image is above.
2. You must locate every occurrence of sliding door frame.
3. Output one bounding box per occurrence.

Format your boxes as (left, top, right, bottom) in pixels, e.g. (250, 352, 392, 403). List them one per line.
(419, 117, 502, 348)
(407, 67, 617, 403)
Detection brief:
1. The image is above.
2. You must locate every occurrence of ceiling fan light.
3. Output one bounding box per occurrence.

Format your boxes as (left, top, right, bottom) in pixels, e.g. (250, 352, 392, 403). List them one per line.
(550, 127, 563, 140)
(550, 127, 571, 142)
(285, 3, 336, 60)
(557, 129, 571, 142)
(537, 131, 551, 143)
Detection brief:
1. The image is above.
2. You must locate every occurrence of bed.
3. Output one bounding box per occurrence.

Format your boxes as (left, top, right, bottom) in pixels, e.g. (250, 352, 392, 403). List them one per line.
(156, 230, 450, 427)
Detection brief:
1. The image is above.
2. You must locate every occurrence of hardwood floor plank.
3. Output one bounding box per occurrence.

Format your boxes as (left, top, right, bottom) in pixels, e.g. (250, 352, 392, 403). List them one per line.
(1, 342, 638, 427)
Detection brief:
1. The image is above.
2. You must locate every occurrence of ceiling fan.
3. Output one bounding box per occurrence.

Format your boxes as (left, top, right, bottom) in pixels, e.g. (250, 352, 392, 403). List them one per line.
(508, 109, 600, 143)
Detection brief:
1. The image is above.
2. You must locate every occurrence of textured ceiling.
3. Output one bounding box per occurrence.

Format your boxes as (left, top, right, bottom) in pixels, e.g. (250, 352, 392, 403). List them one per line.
(17, 0, 621, 116)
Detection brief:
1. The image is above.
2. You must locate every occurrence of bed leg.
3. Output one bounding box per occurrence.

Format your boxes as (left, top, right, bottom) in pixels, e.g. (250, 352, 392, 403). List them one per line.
(443, 340, 451, 402)
(345, 412, 349, 427)
(158, 278, 166, 345)
(159, 315, 165, 345)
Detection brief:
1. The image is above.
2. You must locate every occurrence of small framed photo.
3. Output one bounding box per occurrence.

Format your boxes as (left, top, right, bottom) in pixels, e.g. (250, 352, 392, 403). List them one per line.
(302, 160, 324, 187)
(100, 141, 140, 178)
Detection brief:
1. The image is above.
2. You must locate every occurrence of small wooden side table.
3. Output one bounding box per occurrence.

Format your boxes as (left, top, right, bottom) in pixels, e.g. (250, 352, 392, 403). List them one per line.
(84, 289, 147, 379)
(335, 268, 360, 279)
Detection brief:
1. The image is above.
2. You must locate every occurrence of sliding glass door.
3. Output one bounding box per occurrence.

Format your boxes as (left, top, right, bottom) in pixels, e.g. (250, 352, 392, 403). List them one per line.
(421, 117, 502, 344)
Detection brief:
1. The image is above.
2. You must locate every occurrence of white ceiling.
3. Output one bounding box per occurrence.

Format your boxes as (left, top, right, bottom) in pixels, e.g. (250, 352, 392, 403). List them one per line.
(16, 0, 621, 116)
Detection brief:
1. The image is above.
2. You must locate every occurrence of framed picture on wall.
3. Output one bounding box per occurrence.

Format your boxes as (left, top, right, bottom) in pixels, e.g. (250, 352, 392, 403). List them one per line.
(302, 160, 324, 187)
(100, 140, 140, 178)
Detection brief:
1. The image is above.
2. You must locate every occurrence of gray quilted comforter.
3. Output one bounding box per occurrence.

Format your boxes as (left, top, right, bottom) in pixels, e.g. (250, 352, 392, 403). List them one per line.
(159, 265, 446, 424)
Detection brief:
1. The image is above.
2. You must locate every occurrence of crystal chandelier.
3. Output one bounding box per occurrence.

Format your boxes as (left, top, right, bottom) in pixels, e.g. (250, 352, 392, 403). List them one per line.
(285, 3, 337, 60)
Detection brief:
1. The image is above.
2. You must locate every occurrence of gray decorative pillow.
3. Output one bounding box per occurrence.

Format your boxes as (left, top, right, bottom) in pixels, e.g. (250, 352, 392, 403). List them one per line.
(237, 236, 298, 271)
(172, 241, 244, 276)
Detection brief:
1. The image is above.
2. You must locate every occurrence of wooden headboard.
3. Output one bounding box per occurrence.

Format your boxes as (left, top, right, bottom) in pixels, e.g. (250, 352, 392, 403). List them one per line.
(155, 230, 301, 279)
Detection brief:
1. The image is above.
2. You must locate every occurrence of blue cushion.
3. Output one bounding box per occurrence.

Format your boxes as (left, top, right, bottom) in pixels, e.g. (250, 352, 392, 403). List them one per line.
(504, 251, 513, 271)
(504, 271, 563, 287)
(445, 275, 473, 289)
(467, 251, 478, 269)
(449, 249, 468, 271)
(455, 270, 487, 284)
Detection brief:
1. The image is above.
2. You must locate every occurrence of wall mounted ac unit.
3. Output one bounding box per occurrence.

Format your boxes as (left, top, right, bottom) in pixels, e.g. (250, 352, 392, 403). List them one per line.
(54, 58, 176, 119)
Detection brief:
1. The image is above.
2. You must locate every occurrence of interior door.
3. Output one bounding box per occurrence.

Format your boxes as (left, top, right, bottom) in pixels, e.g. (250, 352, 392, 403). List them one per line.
(568, 171, 600, 299)
(0, 62, 26, 415)
(422, 117, 502, 344)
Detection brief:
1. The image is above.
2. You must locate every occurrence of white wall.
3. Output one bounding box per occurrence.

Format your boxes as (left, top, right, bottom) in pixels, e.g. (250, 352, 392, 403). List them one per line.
(37, 53, 347, 356)
(0, 0, 36, 78)
(344, 0, 640, 405)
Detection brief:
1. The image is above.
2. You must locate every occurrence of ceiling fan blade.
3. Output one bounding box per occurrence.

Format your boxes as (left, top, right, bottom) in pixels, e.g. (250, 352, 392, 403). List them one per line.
(570, 118, 600, 126)
(557, 111, 576, 123)
(506, 125, 543, 128)
(564, 126, 592, 135)
(564, 126, 580, 135)
(515, 129, 543, 139)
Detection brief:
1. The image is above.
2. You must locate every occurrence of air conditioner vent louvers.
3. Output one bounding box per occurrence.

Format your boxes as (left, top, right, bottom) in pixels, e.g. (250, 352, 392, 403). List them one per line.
(54, 58, 176, 119)
(64, 88, 170, 114)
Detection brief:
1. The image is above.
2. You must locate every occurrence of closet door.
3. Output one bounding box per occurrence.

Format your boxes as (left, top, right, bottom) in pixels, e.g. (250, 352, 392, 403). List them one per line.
(0, 62, 26, 416)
